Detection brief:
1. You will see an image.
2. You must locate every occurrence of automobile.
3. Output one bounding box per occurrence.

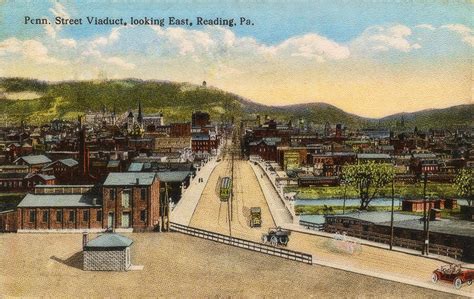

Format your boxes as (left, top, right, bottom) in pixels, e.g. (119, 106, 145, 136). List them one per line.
(261, 227, 290, 246)
(432, 264, 474, 289)
(249, 207, 262, 227)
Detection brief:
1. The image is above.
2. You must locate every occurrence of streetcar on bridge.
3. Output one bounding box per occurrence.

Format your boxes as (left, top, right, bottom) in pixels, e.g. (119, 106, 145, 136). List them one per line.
(219, 176, 232, 201)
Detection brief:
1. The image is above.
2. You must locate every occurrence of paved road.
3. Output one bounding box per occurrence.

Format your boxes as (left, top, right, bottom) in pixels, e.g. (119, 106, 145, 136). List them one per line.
(170, 157, 220, 226)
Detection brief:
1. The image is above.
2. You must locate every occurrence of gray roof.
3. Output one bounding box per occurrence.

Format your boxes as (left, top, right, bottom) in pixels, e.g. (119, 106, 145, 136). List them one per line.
(357, 153, 391, 159)
(85, 233, 133, 248)
(17, 193, 100, 208)
(128, 162, 144, 172)
(156, 171, 191, 182)
(14, 155, 52, 165)
(326, 211, 420, 224)
(413, 153, 437, 159)
(59, 158, 79, 167)
(378, 219, 474, 238)
(192, 133, 210, 141)
(107, 160, 121, 168)
(24, 173, 56, 181)
(44, 158, 78, 169)
(103, 172, 156, 186)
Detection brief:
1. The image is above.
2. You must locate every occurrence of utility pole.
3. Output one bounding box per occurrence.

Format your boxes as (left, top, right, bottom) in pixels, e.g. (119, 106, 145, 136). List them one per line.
(422, 172, 428, 255)
(342, 181, 347, 215)
(390, 179, 395, 250)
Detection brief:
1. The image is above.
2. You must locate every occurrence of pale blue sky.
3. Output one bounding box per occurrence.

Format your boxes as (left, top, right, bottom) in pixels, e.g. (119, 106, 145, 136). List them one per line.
(0, 1, 472, 117)
(1, 0, 471, 44)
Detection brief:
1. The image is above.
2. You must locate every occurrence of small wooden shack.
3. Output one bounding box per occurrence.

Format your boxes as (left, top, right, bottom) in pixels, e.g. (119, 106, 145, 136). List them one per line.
(83, 233, 133, 271)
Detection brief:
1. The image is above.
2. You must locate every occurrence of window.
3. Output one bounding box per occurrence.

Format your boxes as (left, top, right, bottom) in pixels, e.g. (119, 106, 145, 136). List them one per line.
(96, 210, 102, 222)
(110, 188, 116, 201)
(29, 210, 36, 223)
(141, 188, 147, 200)
(140, 210, 147, 222)
(122, 190, 130, 208)
(69, 211, 75, 222)
(83, 210, 89, 222)
(56, 210, 62, 222)
(42, 210, 49, 223)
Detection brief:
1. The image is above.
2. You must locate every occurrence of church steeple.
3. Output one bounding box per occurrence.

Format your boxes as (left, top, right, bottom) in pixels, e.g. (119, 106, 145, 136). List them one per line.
(137, 100, 143, 125)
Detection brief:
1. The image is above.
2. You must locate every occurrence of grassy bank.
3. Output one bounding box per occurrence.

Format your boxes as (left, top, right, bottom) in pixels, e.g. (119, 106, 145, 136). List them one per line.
(295, 205, 401, 215)
(288, 183, 457, 200)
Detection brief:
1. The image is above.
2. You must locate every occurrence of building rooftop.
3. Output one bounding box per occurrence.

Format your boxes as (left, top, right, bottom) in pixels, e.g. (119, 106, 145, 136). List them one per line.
(85, 233, 133, 248)
(326, 211, 421, 224)
(103, 172, 156, 186)
(156, 171, 191, 183)
(14, 155, 52, 165)
(128, 162, 144, 172)
(17, 193, 100, 208)
(357, 153, 391, 159)
(378, 218, 474, 238)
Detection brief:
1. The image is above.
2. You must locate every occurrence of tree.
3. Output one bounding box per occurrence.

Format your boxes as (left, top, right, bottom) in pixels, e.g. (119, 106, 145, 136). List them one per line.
(342, 161, 395, 210)
(454, 168, 473, 206)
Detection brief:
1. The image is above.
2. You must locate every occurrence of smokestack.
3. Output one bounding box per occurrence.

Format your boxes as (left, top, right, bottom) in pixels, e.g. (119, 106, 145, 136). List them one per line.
(82, 232, 89, 249)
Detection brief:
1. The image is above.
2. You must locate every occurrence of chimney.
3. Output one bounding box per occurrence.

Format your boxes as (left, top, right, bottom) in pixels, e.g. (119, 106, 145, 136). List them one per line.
(92, 198, 97, 206)
(82, 232, 89, 249)
(136, 178, 140, 185)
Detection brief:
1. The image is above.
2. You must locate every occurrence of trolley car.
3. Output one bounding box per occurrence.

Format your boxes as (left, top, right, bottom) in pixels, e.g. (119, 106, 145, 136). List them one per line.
(219, 177, 232, 201)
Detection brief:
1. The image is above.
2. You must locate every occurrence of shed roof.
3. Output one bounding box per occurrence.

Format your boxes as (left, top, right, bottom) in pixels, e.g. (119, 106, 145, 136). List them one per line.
(128, 162, 144, 172)
(326, 211, 420, 224)
(17, 193, 100, 208)
(85, 233, 133, 248)
(156, 171, 191, 183)
(103, 172, 156, 186)
(357, 153, 391, 159)
(14, 155, 52, 165)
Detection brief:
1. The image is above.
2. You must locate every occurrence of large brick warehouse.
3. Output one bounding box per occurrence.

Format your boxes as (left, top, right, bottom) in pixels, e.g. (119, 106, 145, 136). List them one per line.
(0, 172, 164, 232)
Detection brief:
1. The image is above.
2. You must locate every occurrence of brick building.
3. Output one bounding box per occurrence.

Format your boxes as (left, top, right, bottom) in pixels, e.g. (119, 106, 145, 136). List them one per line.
(16, 190, 102, 231)
(102, 172, 160, 231)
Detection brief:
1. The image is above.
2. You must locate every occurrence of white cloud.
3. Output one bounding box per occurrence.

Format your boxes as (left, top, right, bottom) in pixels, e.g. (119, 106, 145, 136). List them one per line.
(270, 34, 350, 61)
(0, 38, 67, 65)
(58, 38, 77, 48)
(351, 24, 422, 54)
(440, 24, 474, 46)
(416, 24, 435, 30)
(103, 56, 136, 69)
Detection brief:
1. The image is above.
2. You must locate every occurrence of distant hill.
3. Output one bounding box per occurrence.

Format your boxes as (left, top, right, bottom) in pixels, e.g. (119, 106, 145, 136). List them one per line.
(0, 77, 471, 129)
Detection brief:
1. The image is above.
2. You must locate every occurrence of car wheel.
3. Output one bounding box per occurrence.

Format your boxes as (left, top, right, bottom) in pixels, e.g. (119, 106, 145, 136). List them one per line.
(454, 278, 462, 289)
(431, 273, 439, 284)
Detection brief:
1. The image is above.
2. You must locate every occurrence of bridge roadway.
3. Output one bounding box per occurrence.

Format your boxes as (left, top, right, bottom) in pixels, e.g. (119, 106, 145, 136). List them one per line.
(184, 158, 473, 297)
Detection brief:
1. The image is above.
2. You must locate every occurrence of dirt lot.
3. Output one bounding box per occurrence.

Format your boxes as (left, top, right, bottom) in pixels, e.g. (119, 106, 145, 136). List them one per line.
(0, 232, 460, 298)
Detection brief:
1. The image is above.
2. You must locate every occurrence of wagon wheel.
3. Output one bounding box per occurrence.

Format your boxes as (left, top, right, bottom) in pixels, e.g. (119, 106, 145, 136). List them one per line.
(431, 273, 439, 284)
(467, 280, 472, 286)
(454, 277, 462, 290)
(280, 237, 288, 246)
(270, 235, 278, 246)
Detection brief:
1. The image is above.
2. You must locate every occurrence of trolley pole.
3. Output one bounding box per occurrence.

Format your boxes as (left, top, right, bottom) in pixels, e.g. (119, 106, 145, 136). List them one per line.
(389, 179, 395, 250)
(422, 172, 428, 255)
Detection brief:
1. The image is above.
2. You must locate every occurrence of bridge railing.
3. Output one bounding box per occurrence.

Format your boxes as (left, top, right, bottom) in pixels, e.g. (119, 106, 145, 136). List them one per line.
(299, 220, 325, 231)
(169, 222, 312, 265)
